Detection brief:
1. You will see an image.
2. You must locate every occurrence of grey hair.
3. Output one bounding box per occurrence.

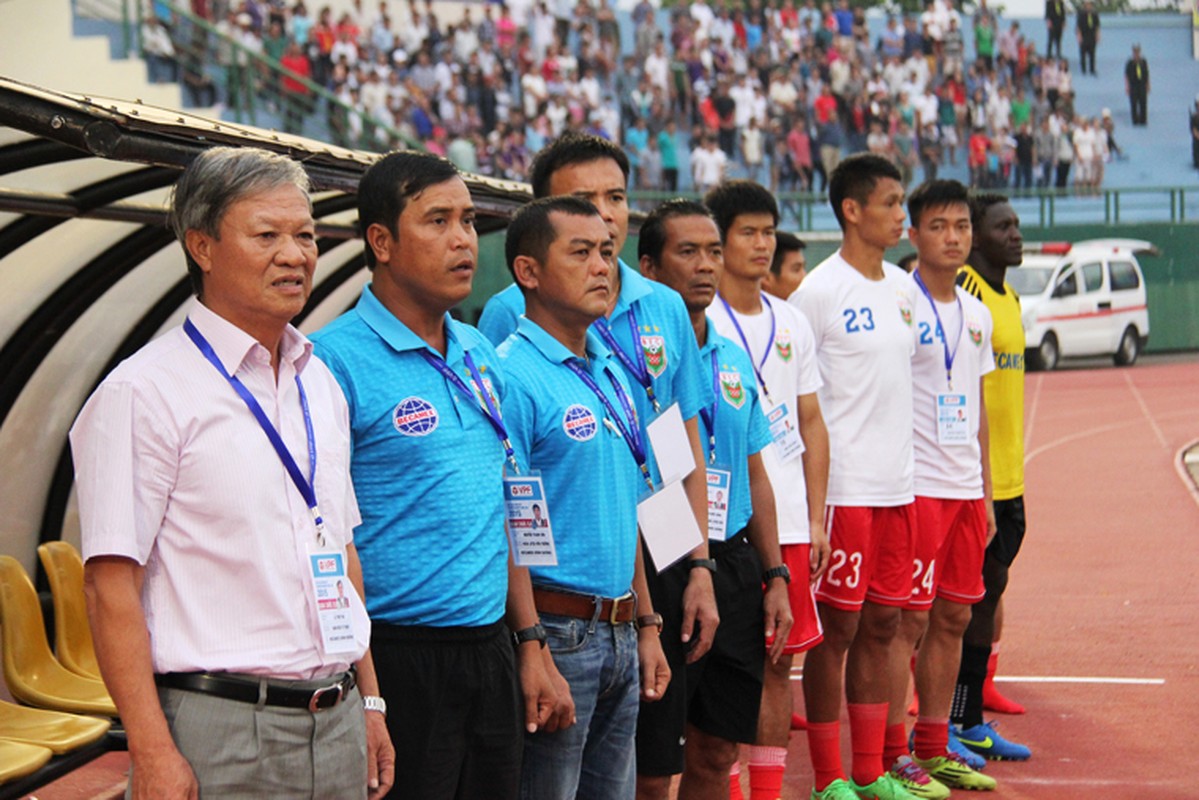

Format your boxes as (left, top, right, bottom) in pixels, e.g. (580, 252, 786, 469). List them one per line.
(168, 146, 312, 297)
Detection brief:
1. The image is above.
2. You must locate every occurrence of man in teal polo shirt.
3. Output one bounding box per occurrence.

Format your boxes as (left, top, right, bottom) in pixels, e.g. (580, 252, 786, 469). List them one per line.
(497, 196, 670, 800)
(477, 133, 720, 785)
(637, 199, 796, 798)
(311, 152, 559, 800)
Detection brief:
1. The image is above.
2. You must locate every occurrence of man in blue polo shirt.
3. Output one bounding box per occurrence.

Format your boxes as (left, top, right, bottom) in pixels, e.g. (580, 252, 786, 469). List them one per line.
(477, 134, 721, 786)
(497, 196, 670, 800)
(311, 152, 559, 800)
(637, 199, 796, 798)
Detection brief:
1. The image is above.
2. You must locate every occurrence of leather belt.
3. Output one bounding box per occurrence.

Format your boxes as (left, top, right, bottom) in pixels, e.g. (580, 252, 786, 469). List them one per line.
(155, 670, 356, 712)
(532, 587, 636, 624)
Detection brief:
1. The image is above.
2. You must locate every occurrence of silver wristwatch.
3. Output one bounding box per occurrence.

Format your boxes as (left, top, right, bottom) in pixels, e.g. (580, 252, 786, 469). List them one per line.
(363, 695, 387, 716)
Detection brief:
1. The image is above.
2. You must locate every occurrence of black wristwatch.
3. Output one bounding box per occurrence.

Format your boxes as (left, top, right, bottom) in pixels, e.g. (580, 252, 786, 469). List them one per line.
(513, 624, 548, 648)
(687, 558, 718, 574)
(762, 564, 792, 585)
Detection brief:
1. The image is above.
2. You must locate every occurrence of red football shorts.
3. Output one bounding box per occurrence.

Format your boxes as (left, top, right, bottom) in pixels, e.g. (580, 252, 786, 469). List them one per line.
(778, 543, 823, 654)
(906, 496, 987, 609)
(814, 504, 917, 612)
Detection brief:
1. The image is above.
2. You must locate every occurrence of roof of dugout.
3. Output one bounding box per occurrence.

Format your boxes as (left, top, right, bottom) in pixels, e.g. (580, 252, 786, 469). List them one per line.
(0, 75, 534, 573)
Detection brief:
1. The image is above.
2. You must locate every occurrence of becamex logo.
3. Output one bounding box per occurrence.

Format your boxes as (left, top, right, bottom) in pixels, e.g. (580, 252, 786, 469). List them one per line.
(641, 334, 667, 377)
(562, 404, 598, 441)
(774, 331, 793, 362)
(393, 397, 439, 436)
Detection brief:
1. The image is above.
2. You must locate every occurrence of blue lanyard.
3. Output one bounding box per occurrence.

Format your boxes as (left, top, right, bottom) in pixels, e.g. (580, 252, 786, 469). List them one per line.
(183, 318, 328, 545)
(716, 293, 776, 401)
(592, 305, 661, 413)
(913, 270, 964, 391)
(564, 359, 654, 491)
(417, 348, 519, 473)
(697, 348, 719, 464)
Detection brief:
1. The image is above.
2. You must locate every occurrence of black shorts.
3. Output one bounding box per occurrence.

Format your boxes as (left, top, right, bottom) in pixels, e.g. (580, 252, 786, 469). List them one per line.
(371, 620, 521, 800)
(635, 533, 766, 776)
(986, 496, 1026, 569)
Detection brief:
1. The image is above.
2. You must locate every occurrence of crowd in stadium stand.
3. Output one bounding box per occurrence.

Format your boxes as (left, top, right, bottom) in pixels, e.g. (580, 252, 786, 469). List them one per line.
(147, 0, 1125, 193)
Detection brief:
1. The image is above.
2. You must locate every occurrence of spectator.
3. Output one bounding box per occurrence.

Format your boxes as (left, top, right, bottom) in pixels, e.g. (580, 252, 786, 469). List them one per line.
(1124, 44, 1149, 126)
(691, 134, 727, 193)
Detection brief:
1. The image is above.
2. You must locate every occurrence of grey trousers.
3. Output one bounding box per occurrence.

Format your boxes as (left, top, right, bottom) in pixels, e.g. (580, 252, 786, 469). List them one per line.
(133, 683, 368, 799)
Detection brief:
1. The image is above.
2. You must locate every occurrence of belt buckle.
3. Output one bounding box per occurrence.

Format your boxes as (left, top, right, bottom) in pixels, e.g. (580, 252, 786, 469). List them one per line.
(308, 681, 344, 712)
(609, 593, 633, 625)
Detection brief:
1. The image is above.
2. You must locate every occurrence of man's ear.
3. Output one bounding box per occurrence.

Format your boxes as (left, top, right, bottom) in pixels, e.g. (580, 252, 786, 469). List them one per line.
(512, 254, 540, 291)
(639, 254, 658, 279)
(184, 229, 215, 275)
(365, 222, 395, 266)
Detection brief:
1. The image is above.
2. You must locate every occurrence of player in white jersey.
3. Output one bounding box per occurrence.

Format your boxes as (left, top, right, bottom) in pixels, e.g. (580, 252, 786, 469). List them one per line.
(790, 154, 919, 800)
(882, 180, 998, 799)
(704, 181, 831, 800)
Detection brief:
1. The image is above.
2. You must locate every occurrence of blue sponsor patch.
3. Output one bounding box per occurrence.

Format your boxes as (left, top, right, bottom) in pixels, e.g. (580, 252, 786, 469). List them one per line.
(393, 397, 439, 436)
(562, 403, 598, 441)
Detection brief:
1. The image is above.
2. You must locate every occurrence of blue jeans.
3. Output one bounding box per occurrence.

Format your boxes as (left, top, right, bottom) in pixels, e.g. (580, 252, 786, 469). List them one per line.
(519, 612, 640, 800)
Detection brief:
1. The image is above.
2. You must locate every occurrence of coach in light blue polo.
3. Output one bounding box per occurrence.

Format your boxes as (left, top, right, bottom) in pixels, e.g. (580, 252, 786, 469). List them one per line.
(310, 152, 533, 800)
(498, 196, 670, 800)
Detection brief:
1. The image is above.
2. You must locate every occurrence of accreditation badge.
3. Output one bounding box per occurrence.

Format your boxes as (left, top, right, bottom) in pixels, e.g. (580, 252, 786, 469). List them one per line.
(503, 470, 558, 567)
(305, 546, 369, 655)
(706, 466, 732, 542)
(764, 400, 804, 463)
(936, 393, 970, 445)
(646, 402, 697, 486)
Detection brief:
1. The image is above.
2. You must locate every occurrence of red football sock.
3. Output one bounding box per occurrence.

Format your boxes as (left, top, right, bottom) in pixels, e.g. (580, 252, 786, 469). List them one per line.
(983, 649, 1026, 714)
(848, 702, 888, 786)
(912, 717, 950, 761)
(729, 760, 745, 800)
(883, 723, 909, 769)
(807, 721, 844, 791)
(747, 746, 787, 800)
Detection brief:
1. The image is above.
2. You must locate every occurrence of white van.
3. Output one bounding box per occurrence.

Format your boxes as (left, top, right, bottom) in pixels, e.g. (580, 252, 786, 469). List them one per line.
(1005, 239, 1154, 371)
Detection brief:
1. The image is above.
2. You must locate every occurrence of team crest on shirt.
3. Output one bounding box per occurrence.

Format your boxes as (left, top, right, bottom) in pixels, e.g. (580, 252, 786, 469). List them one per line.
(393, 397, 439, 436)
(719, 369, 747, 409)
(897, 295, 914, 327)
(773, 330, 794, 362)
(968, 322, 984, 346)
(641, 332, 667, 378)
(562, 404, 598, 441)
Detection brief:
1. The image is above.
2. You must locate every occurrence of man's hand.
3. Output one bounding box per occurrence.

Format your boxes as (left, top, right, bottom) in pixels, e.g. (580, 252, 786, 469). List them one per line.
(539, 648, 576, 733)
(638, 629, 671, 701)
(809, 520, 831, 581)
(516, 642, 558, 733)
(762, 582, 794, 664)
(129, 746, 199, 800)
(365, 709, 395, 800)
(985, 502, 998, 546)
(680, 567, 719, 664)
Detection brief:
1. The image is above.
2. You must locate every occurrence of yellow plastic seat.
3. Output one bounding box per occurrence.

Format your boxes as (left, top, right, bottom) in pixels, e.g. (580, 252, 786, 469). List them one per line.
(0, 556, 117, 716)
(0, 739, 54, 784)
(37, 541, 102, 680)
(0, 698, 110, 754)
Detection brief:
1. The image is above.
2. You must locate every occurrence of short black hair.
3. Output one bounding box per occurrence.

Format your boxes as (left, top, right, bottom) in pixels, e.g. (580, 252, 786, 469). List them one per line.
(770, 231, 806, 275)
(907, 179, 970, 227)
(505, 195, 602, 280)
(828, 153, 902, 230)
(358, 151, 460, 269)
(528, 132, 630, 199)
(969, 191, 1011, 232)
(703, 180, 779, 241)
(638, 198, 713, 264)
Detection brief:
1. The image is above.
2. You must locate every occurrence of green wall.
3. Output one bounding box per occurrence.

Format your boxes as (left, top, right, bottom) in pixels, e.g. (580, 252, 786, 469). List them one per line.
(463, 223, 1199, 353)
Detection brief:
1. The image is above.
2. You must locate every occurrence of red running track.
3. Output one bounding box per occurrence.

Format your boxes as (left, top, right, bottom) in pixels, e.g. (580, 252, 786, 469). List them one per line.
(763, 354, 1199, 800)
